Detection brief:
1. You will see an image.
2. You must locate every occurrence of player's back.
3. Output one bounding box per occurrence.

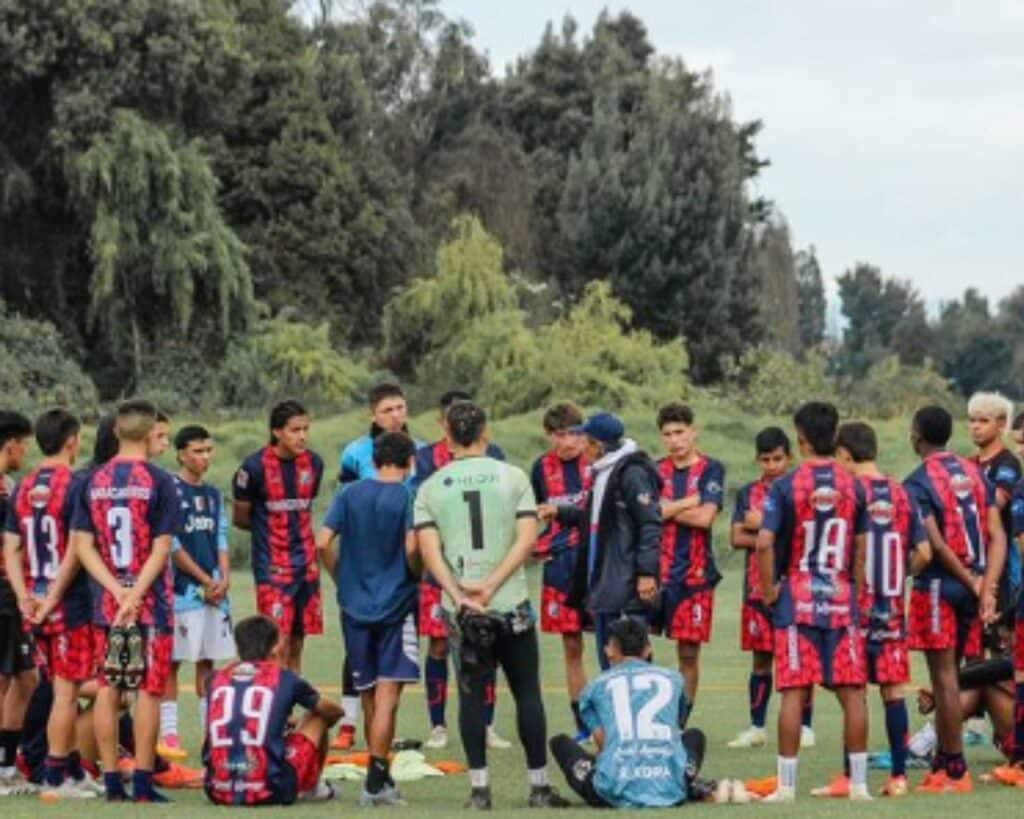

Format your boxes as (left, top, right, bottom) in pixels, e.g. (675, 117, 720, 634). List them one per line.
(203, 660, 315, 805)
(580, 660, 688, 808)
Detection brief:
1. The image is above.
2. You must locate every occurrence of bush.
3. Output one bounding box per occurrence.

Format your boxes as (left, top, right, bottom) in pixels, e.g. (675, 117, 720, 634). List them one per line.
(842, 355, 955, 419)
(721, 345, 834, 415)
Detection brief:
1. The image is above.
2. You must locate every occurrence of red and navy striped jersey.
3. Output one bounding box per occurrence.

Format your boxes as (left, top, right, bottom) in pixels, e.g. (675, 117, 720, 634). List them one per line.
(3, 464, 92, 632)
(904, 451, 994, 580)
(203, 660, 320, 805)
(858, 475, 924, 633)
(233, 447, 323, 586)
(530, 451, 590, 558)
(413, 439, 505, 492)
(762, 460, 867, 629)
(732, 478, 772, 603)
(70, 457, 180, 630)
(657, 455, 726, 591)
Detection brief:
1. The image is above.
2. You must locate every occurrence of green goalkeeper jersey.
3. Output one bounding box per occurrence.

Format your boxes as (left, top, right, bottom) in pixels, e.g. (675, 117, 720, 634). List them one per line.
(413, 455, 537, 614)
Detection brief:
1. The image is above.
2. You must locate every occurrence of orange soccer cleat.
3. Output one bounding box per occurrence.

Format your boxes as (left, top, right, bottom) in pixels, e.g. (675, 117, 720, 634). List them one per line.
(879, 775, 908, 797)
(153, 762, 204, 789)
(915, 770, 973, 794)
(990, 764, 1024, 788)
(331, 725, 356, 751)
(810, 774, 850, 798)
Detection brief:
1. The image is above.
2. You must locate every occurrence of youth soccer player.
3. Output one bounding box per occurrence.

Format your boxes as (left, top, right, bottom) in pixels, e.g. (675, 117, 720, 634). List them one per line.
(756, 401, 870, 803)
(655, 403, 725, 706)
(3, 410, 97, 800)
(415, 401, 567, 809)
(159, 426, 235, 760)
(728, 427, 803, 750)
(549, 618, 706, 808)
(203, 615, 342, 806)
(71, 399, 181, 802)
(414, 390, 507, 751)
(904, 405, 1006, 793)
(148, 411, 172, 459)
(318, 432, 419, 806)
(0, 410, 35, 794)
(233, 400, 324, 673)
(821, 421, 933, 798)
(532, 402, 590, 741)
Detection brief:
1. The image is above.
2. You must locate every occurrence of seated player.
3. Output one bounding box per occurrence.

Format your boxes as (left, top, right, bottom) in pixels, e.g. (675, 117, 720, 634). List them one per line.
(4, 410, 104, 801)
(729, 427, 808, 749)
(549, 618, 706, 808)
(812, 422, 932, 798)
(159, 426, 235, 760)
(203, 615, 342, 806)
(71, 399, 181, 802)
(318, 432, 420, 806)
(904, 405, 1006, 794)
(756, 402, 871, 803)
(532, 402, 591, 742)
(655, 403, 725, 707)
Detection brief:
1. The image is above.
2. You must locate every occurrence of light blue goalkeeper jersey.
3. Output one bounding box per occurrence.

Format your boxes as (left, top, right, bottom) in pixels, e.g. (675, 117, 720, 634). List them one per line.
(578, 659, 690, 808)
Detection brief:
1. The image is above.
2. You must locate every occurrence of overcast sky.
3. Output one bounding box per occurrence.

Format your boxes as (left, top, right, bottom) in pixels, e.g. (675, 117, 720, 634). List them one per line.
(437, 0, 1023, 307)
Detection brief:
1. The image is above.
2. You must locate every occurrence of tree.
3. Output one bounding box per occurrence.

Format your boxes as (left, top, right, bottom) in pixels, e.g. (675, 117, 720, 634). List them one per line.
(933, 289, 1013, 396)
(795, 246, 826, 350)
(750, 217, 800, 354)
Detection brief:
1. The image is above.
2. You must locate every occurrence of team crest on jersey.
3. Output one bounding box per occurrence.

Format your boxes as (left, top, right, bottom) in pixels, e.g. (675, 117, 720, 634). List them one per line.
(234, 469, 249, 490)
(195, 496, 205, 512)
(572, 758, 594, 779)
(299, 470, 312, 486)
(548, 601, 560, 618)
(868, 499, 894, 525)
(272, 601, 284, 620)
(951, 473, 974, 499)
(231, 662, 257, 682)
(812, 487, 838, 512)
(705, 480, 722, 496)
(28, 485, 51, 509)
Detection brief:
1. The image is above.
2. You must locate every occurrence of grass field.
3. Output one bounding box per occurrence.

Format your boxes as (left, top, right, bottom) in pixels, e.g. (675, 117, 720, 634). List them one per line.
(8, 397, 1020, 815)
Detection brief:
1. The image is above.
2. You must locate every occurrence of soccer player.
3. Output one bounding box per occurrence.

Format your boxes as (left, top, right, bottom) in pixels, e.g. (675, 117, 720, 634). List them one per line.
(994, 471, 1024, 783)
(532, 402, 591, 741)
(318, 432, 419, 806)
(71, 399, 181, 802)
(203, 615, 341, 806)
(904, 405, 1006, 794)
(158, 426, 235, 760)
(820, 421, 933, 798)
(549, 618, 706, 808)
(0, 410, 35, 795)
(728, 427, 808, 750)
(415, 390, 508, 751)
(233, 400, 324, 673)
(415, 401, 567, 809)
(148, 411, 172, 459)
(655, 403, 725, 706)
(756, 401, 870, 803)
(3, 409, 99, 801)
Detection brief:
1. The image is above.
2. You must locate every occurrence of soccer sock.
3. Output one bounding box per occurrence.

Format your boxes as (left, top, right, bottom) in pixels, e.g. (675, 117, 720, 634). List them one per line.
(528, 767, 549, 788)
(104, 771, 126, 799)
(945, 751, 967, 780)
(801, 692, 814, 728)
(159, 701, 178, 739)
(44, 755, 67, 788)
(118, 713, 136, 753)
(469, 768, 490, 789)
(483, 669, 496, 727)
(885, 698, 909, 777)
(132, 768, 156, 797)
(425, 654, 448, 728)
(749, 672, 772, 729)
(341, 697, 360, 729)
(0, 729, 21, 767)
(198, 696, 208, 736)
(1014, 683, 1024, 763)
(365, 756, 389, 795)
(932, 751, 947, 774)
(848, 752, 867, 789)
(842, 746, 850, 778)
(777, 756, 798, 791)
(570, 701, 586, 735)
(67, 750, 85, 781)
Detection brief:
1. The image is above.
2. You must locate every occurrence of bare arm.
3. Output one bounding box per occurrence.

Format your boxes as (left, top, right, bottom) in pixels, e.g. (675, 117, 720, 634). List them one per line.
(462, 516, 538, 608)
(316, 527, 339, 580)
(674, 503, 719, 530)
(661, 496, 696, 519)
(115, 535, 172, 626)
(417, 527, 477, 612)
(908, 539, 933, 575)
(232, 500, 251, 531)
(853, 532, 867, 592)
(980, 505, 1006, 623)
(731, 522, 757, 550)
(755, 529, 778, 603)
(35, 547, 84, 623)
(2, 533, 31, 613)
(312, 694, 344, 725)
(171, 546, 216, 590)
(922, 516, 977, 592)
(404, 530, 421, 577)
(73, 529, 125, 598)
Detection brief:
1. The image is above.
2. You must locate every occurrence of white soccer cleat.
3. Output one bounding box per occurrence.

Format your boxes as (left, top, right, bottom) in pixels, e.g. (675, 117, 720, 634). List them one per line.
(799, 726, 816, 748)
(848, 784, 873, 802)
(0, 770, 40, 797)
(714, 779, 733, 803)
(299, 779, 335, 802)
(908, 721, 937, 759)
(731, 780, 751, 803)
(73, 772, 105, 796)
(424, 725, 449, 749)
(39, 779, 98, 801)
(728, 726, 767, 749)
(761, 786, 796, 803)
(486, 726, 512, 750)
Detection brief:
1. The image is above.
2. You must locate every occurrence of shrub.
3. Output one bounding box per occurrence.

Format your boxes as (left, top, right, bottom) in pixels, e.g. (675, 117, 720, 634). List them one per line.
(721, 345, 834, 415)
(842, 355, 955, 419)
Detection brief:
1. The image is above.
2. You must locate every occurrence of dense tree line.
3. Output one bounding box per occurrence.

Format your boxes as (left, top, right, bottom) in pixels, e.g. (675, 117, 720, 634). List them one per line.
(0, 1, 1018, 412)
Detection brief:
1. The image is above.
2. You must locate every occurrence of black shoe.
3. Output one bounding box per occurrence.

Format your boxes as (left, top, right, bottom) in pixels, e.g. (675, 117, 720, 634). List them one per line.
(528, 785, 570, 808)
(464, 787, 492, 810)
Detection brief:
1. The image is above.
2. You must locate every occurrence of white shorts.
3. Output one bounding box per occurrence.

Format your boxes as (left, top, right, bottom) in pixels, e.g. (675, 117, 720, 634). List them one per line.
(173, 606, 236, 663)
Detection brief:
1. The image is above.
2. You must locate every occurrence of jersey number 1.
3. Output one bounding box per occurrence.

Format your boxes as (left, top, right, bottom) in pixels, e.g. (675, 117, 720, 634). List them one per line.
(462, 491, 484, 550)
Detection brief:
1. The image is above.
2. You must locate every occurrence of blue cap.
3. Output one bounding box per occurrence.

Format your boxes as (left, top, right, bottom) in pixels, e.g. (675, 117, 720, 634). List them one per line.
(571, 411, 624, 444)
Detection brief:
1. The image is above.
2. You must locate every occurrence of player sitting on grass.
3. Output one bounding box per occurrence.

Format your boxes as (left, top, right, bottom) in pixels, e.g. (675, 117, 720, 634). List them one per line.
(549, 618, 707, 808)
(203, 615, 341, 806)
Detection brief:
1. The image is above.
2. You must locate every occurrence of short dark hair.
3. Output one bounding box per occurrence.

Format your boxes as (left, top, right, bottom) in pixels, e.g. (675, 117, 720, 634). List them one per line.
(542, 402, 584, 433)
(793, 401, 839, 456)
(369, 383, 404, 409)
(608, 617, 649, 658)
(234, 615, 280, 662)
(755, 426, 790, 455)
(447, 402, 487, 448)
(174, 425, 211, 451)
(373, 432, 416, 469)
(269, 399, 308, 443)
(440, 390, 472, 412)
(1012, 411, 1024, 432)
(34, 409, 80, 456)
(116, 398, 159, 443)
(657, 402, 694, 429)
(913, 405, 953, 447)
(0, 410, 33, 449)
(155, 410, 170, 424)
(836, 421, 877, 463)
(93, 414, 118, 466)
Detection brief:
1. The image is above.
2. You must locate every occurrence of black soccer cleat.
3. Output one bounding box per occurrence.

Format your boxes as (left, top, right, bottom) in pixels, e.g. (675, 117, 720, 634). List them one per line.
(464, 787, 492, 810)
(528, 785, 570, 808)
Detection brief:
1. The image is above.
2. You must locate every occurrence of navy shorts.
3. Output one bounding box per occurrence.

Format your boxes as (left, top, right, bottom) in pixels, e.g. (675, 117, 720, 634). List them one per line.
(342, 611, 420, 691)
